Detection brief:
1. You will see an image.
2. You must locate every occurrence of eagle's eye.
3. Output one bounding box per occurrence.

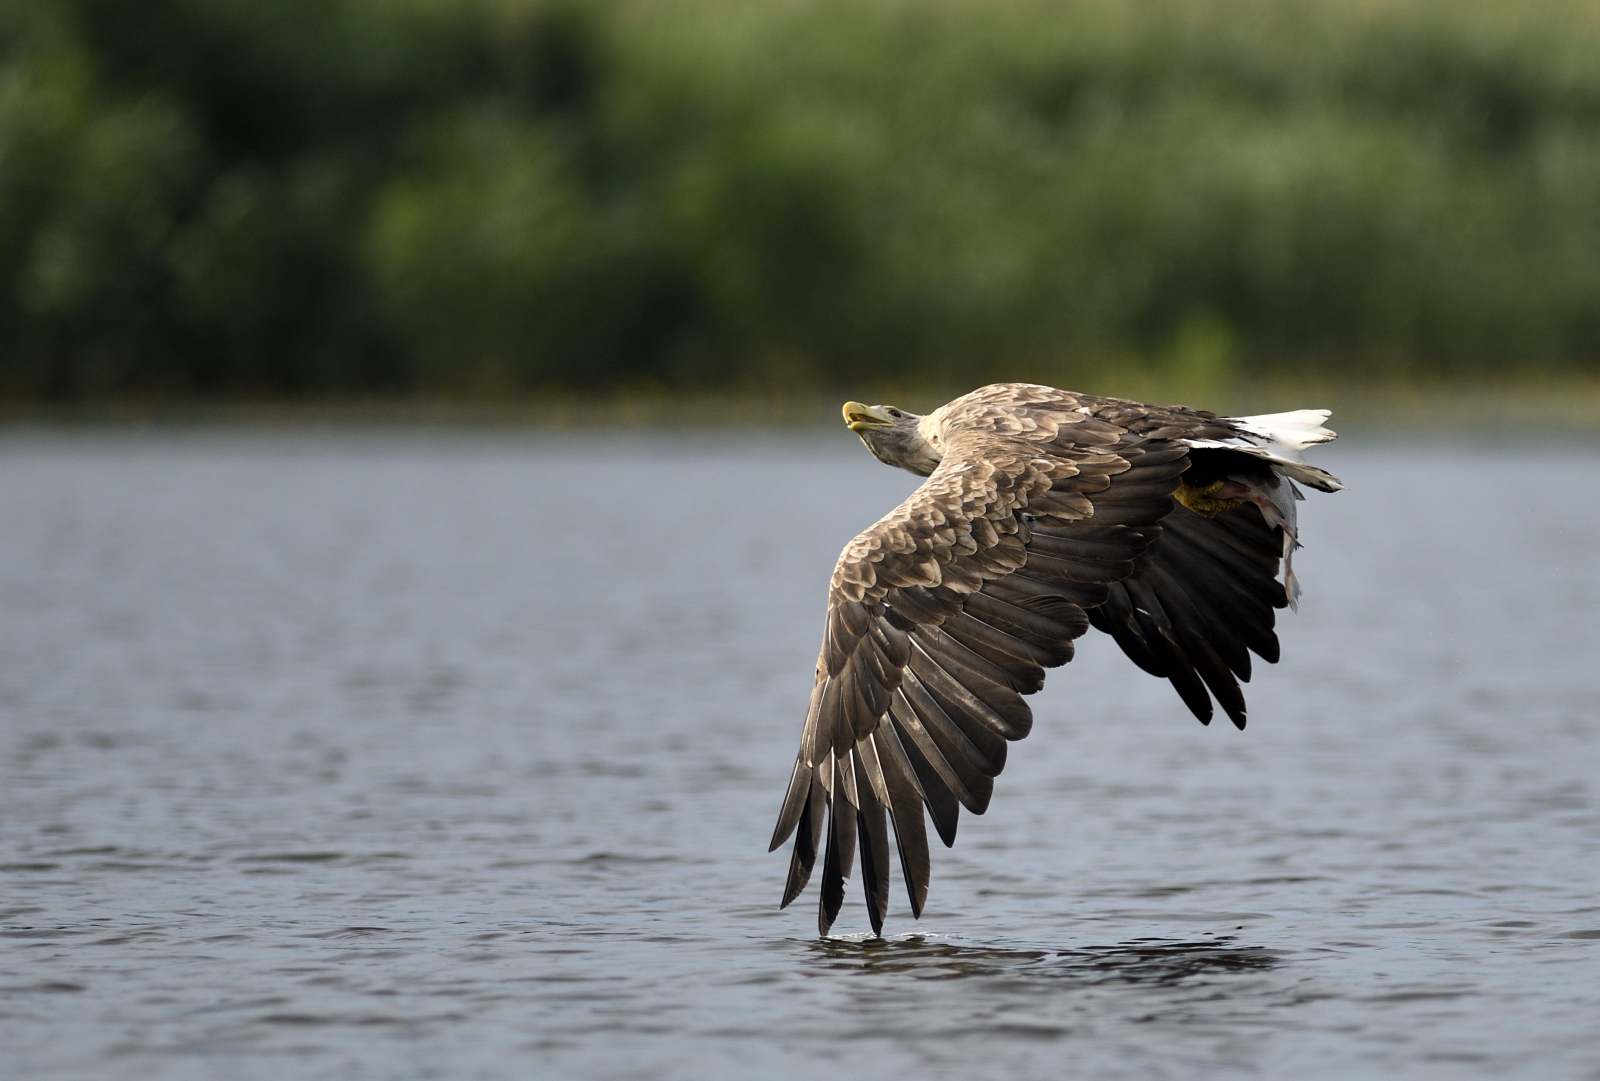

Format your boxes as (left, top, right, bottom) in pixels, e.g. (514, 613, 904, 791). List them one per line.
(888, 409, 902, 418)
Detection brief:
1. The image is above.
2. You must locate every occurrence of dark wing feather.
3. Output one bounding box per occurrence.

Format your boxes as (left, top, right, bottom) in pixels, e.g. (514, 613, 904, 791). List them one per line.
(778, 767, 826, 907)
(1087, 499, 1289, 730)
(871, 723, 932, 916)
(852, 744, 893, 936)
(890, 706, 962, 847)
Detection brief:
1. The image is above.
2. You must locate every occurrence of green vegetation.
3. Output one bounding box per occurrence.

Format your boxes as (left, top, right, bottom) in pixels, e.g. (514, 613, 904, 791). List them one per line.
(4, 0, 1600, 399)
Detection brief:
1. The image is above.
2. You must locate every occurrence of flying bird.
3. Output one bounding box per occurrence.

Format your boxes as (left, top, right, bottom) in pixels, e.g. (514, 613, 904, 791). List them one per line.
(769, 382, 1341, 936)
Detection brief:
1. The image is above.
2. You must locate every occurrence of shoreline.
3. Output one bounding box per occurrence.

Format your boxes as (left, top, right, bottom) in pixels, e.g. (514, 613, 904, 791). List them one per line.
(2, 377, 1599, 436)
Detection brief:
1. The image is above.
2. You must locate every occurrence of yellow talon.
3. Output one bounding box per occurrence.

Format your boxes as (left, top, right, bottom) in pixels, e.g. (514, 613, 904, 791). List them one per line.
(1174, 478, 1241, 518)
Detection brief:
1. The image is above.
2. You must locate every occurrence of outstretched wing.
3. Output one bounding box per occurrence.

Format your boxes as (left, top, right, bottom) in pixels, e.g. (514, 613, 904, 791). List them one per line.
(1088, 500, 1288, 729)
(1080, 402, 1340, 730)
(769, 392, 1193, 935)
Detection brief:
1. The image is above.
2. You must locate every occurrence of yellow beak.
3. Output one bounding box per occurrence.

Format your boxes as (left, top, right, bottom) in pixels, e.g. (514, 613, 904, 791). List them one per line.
(843, 401, 891, 433)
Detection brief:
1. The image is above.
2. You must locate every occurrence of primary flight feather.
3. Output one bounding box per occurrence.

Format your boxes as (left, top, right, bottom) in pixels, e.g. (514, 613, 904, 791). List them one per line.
(769, 382, 1341, 936)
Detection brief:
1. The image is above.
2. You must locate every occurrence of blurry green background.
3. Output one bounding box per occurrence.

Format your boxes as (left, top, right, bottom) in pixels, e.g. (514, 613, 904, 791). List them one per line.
(4, 0, 1600, 403)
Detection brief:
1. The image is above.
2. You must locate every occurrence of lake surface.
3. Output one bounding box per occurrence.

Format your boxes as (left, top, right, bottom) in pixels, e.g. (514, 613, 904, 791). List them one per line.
(1, 429, 1597, 1081)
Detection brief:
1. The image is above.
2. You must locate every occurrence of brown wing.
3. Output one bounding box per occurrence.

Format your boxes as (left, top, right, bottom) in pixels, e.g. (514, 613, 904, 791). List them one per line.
(769, 393, 1194, 935)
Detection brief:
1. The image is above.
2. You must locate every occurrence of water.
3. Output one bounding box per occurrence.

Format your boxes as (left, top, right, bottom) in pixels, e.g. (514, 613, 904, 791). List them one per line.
(1, 429, 1597, 1081)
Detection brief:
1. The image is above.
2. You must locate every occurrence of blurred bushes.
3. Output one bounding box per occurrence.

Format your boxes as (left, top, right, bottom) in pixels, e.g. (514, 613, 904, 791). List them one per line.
(3, 0, 1600, 398)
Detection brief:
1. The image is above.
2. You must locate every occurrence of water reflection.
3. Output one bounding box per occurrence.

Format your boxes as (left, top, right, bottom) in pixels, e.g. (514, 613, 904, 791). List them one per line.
(806, 934, 1282, 986)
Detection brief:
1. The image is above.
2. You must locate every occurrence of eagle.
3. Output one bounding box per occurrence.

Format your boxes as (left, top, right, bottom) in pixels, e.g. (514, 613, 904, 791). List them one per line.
(769, 382, 1341, 936)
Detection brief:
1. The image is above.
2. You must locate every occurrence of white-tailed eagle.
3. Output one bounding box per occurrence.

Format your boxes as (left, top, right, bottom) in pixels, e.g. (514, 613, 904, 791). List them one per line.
(769, 383, 1341, 935)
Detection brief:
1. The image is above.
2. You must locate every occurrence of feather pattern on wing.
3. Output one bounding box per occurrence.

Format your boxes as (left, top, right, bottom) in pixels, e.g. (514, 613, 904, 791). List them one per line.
(771, 383, 1340, 934)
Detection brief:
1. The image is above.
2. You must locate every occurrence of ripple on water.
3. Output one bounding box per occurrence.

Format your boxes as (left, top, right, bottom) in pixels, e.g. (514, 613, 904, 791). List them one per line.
(1, 434, 1598, 1081)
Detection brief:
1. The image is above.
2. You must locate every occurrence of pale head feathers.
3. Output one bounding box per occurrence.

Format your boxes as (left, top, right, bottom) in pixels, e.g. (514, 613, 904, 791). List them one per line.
(841, 401, 943, 476)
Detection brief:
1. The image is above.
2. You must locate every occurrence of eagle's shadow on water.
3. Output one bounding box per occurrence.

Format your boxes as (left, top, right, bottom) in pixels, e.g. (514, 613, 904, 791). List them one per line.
(804, 934, 1282, 986)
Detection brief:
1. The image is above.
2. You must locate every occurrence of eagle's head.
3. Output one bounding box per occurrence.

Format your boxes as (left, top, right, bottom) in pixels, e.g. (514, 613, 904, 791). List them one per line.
(842, 401, 943, 477)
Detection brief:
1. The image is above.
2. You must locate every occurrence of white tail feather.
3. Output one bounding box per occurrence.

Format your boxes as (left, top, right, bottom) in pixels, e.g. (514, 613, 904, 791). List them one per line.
(1229, 409, 1336, 451)
(1184, 407, 1342, 605)
(1181, 407, 1343, 492)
